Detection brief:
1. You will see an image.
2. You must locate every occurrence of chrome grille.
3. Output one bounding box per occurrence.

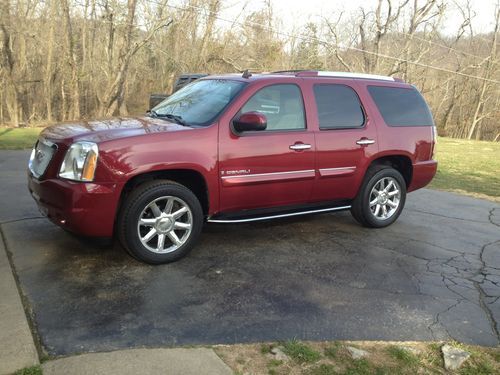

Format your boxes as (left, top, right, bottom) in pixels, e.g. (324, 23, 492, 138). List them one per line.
(29, 139, 57, 178)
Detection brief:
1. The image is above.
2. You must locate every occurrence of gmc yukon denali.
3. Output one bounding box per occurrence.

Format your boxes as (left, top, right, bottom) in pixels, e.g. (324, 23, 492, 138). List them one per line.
(28, 71, 438, 264)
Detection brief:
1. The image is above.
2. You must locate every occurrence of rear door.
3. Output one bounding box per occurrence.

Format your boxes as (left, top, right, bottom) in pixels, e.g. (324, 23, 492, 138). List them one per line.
(305, 79, 379, 202)
(218, 82, 315, 213)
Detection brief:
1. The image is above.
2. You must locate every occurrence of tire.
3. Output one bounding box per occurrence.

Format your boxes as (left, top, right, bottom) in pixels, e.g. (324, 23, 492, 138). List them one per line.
(118, 180, 203, 264)
(351, 166, 406, 228)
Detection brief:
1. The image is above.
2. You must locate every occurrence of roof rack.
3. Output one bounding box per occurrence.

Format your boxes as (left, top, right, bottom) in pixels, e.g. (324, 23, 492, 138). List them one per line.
(271, 70, 397, 82)
(299, 71, 396, 81)
(271, 69, 311, 74)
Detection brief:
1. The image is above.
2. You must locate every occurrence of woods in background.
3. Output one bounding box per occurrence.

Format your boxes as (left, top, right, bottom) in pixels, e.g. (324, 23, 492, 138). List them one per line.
(0, 0, 499, 141)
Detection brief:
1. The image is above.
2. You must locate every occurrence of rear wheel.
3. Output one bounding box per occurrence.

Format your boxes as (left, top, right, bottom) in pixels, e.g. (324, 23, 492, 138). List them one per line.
(118, 180, 203, 264)
(351, 166, 406, 228)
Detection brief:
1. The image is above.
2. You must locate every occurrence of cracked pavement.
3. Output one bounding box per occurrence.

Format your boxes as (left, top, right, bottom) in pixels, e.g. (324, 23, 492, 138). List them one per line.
(1, 150, 499, 356)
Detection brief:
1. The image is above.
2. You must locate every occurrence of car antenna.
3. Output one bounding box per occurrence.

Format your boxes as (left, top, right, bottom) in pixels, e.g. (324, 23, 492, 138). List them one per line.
(242, 69, 252, 79)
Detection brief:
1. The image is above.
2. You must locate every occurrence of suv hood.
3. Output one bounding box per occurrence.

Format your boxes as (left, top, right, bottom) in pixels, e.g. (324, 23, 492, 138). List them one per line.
(41, 116, 192, 144)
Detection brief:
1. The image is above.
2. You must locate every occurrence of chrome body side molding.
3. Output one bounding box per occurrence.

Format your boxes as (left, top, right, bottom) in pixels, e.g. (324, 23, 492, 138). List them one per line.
(318, 166, 356, 177)
(221, 169, 315, 186)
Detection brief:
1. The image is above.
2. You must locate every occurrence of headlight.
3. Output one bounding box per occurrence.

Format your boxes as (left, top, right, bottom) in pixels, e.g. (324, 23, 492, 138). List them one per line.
(59, 142, 99, 182)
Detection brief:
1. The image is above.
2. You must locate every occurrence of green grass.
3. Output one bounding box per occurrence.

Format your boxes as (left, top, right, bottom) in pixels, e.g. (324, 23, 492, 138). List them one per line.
(216, 340, 500, 375)
(308, 363, 337, 375)
(386, 346, 419, 367)
(15, 365, 42, 375)
(260, 344, 272, 354)
(324, 342, 342, 359)
(430, 137, 500, 199)
(282, 340, 321, 364)
(0, 127, 41, 149)
(0, 127, 498, 200)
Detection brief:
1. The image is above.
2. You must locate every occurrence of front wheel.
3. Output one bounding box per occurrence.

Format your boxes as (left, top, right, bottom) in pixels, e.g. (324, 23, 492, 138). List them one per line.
(118, 180, 203, 264)
(351, 166, 406, 228)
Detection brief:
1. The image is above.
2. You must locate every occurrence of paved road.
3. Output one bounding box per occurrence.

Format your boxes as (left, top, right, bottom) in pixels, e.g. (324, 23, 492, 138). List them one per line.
(1, 150, 499, 356)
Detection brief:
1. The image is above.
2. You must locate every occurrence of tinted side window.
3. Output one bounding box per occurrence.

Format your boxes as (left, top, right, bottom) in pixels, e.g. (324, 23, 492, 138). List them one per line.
(368, 86, 434, 126)
(241, 84, 305, 131)
(313, 84, 365, 129)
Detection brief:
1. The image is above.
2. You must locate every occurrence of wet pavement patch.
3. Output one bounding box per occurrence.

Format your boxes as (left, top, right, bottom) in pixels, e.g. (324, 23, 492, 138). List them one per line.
(1, 151, 499, 356)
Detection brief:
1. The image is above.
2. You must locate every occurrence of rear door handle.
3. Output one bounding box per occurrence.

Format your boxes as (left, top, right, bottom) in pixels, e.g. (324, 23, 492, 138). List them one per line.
(290, 143, 312, 151)
(356, 138, 375, 146)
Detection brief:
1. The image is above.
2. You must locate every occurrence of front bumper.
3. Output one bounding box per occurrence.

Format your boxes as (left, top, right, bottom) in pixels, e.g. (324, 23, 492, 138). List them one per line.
(28, 173, 121, 237)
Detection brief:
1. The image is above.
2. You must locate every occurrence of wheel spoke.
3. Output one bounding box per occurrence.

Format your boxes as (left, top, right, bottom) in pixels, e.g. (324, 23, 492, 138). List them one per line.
(163, 198, 174, 214)
(167, 231, 182, 246)
(388, 190, 399, 197)
(387, 200, 398, 208)
(157, 234, 166, 251)
(382, 205, 388, 218)
(150, 202, 162, 217)
(369, 197, 378, 206)
(385, 180, 394, 192)
(142, 228, 157, 243)
(172, 206, 188, 219)
(174, 221, 191, 230)
(374, 204, 381, 216)
(139, 218, 156, 226)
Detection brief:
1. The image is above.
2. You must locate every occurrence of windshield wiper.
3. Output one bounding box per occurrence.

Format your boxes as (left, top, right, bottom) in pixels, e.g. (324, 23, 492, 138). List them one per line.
(148, 109, 159, 118)
(149, 111, 189, 126)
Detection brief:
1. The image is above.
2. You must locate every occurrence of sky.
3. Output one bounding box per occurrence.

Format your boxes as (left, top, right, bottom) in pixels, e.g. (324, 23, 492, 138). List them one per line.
(219, 0, 499, 35)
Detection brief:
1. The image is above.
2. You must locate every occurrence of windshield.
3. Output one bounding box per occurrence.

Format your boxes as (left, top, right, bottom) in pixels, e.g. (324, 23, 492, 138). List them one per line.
(151, 79, 247, 126)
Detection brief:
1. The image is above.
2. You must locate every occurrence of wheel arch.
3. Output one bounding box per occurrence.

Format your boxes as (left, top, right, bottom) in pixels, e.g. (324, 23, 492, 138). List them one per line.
(366, 154, 413, 188)
(117, 169, 210, 222)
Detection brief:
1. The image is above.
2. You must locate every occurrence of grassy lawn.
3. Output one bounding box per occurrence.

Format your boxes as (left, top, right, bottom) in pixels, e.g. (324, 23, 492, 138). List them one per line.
(0, 127, 41, 150)
(430, 137, 500, 201)
(216, 340, 500, 375)
(0, 127, 498, 200)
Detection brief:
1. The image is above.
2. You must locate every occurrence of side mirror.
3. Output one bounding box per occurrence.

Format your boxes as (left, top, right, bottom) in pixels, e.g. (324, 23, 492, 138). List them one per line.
(233, 112, 267, 132)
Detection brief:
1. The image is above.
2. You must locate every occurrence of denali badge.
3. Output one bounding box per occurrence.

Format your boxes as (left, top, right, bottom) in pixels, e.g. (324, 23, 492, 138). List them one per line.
(221, 169, 251, 176)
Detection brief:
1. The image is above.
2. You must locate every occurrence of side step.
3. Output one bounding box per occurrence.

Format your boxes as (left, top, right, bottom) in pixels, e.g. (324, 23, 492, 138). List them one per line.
(207, 203, 351, 224)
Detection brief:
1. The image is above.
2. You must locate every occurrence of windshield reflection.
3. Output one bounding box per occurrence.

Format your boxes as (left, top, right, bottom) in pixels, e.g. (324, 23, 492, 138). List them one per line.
(152, 79, 246, 126)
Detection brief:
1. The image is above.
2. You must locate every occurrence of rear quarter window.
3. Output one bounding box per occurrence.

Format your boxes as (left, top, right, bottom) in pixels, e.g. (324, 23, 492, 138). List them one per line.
(367, 86, 434, 127)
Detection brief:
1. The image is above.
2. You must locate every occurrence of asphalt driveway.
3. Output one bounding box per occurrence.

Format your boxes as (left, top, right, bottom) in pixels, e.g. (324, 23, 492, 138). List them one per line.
(1, 150, 499, 356)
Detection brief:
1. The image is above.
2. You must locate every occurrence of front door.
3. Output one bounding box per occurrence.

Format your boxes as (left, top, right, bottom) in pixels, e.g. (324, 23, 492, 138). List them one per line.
(218, 83, 315, 213)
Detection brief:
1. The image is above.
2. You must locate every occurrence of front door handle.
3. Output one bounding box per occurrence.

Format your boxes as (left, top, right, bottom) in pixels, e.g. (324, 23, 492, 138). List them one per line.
(290, 143, 312, 151)
(356, 138, 375, 146)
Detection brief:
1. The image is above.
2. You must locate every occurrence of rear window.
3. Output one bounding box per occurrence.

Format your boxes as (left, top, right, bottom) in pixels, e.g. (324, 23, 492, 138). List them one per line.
(368, 86, 434, 126)
(314, 84, 365, 129)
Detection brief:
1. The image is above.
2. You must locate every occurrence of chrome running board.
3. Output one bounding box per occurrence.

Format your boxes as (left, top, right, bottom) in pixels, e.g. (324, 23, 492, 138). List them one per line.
(207, 205, 351, 224)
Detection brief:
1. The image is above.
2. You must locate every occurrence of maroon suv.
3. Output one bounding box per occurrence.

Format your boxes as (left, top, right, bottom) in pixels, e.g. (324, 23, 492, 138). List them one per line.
(28, 71, 437, 264)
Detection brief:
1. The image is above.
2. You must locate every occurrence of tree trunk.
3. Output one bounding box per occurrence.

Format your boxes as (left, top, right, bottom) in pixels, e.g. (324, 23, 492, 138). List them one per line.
(467, 8, 499, 140)
(0, 0, 22, 126)
(44, 0, 57, 122)
(61, 0, 81, 120)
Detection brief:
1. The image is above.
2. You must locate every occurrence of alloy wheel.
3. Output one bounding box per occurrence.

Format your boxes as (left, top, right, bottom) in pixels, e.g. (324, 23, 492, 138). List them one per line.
(137, 196, 193, 253)
(368, 177, 401, 220)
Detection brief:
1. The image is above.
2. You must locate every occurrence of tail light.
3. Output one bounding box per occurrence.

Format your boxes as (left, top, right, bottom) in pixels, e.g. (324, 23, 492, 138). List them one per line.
(431, 125, 437, 159)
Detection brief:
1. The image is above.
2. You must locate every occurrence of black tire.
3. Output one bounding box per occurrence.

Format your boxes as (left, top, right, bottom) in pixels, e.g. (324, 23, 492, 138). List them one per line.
(118, 180, 203, 264)
(351, 166, 406, 228)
